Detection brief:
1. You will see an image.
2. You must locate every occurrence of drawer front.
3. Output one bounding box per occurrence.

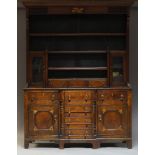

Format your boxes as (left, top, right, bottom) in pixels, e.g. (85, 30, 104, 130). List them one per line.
(64, 90, 95, 101)
(64, 129, 93, 136)
(97, 90, 127, 104)
(28, 92, 59, 105)
(64, 113, 92, 118)
(65, 100, 92, 105)
(63, 124, 94, 139)
(65, 105, 92, 113)
(64, 124, 92, 129)
(65, 117, 92, 124)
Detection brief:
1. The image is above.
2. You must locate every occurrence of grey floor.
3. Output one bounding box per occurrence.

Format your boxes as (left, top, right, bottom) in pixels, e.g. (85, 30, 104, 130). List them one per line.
(18, 131, 138, 155)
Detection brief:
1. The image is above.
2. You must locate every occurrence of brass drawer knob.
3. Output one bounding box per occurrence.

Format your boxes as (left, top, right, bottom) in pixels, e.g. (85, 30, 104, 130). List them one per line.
(50, 110, 54, 114)
(50, 126, 54, 131)
(72, 7, 84, 14)
(119, 109, 123, 114)
(120, 94, 124, 101)
(98, 114, 102, 121)
(101, 94, 105, 100)
(33, 110, 37, 114)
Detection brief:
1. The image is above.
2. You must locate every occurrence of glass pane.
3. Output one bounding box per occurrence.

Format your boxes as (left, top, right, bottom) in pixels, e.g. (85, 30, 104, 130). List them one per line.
(112, 57, 124, 82)
(32, 57, 43, 83)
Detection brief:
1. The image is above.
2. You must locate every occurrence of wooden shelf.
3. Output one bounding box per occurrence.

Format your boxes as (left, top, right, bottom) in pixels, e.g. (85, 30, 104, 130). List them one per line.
(30, 32, 126, 37)
(48, 50, 107, 54)
(30, 50, 108, 53)
(48, 67, 108, 71)
(48, 78, 107, 80)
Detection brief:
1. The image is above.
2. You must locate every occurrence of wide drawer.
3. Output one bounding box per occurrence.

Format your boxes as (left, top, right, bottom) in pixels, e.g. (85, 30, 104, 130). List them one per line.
(63, 90, 95, 101)
(64, 112, 92, 118)
(65, 116, 92, 124)
(27, 92, 59, 105)
(64, 129, 93, 137)
(97, 90, 127, 104)
(65, 105, 92, 113)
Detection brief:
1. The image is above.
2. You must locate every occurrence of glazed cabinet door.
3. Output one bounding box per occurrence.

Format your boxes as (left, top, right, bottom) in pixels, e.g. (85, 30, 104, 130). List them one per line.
(110, 51, 128, 86)
(29, 104, 58, 138)
(97, 104, 128, 138)
(28, 52, 47, 87)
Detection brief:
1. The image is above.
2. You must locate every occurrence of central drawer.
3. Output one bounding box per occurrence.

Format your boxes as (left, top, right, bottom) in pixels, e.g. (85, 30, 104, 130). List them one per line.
(65, 105, 93, 113)
(63, 124, 94, 139)
(63, 90, 95, 101)
(65, 116, 92, 123)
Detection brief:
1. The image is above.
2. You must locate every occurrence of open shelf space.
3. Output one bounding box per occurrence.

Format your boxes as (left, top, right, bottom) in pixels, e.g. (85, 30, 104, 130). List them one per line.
(29, 14, 126, 33)
(48, 53, 107, 67)
(29, 36, 126, 51)
(48, 70, 107, 79)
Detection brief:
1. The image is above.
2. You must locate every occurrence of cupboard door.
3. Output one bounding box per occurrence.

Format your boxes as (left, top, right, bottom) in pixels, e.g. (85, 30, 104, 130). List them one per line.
(110, 51, 127, 86)
(97, 104, 128, 138)
(29, 52, 46, 87)
(29, 104, 58, 138)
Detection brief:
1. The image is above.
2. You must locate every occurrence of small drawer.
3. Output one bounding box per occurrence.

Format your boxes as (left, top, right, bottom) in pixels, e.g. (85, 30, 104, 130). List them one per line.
(65, 100, 92, 105)
(65, 124, 92, 129)
(28, 92, 59, 105)
(97, 90, 127, 104)
(65, 117, 92, 124)
(65, 105, 92, 113)
(64, 90, 94, 101)
(112, 91, 127, 101)
(64, 113, 92, 118)
(97, 90, 113, 100)
(64, 129, 93, 137)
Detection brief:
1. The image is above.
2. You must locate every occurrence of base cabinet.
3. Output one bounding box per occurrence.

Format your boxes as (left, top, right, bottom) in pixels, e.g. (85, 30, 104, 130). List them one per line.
(24, 89, 132, 149)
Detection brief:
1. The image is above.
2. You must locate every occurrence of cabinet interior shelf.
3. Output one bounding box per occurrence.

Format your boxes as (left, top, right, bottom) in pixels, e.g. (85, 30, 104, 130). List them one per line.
(29, 32, 126, 37)
(48, 50, 107, 54)
(48, 78, 107, 80)
(48, 67, 108, 71)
